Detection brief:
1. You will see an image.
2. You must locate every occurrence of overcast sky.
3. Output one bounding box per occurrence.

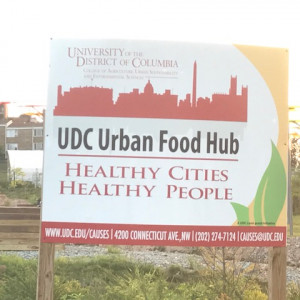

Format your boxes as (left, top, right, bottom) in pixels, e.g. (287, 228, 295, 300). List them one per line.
(0, 0, 299, 107)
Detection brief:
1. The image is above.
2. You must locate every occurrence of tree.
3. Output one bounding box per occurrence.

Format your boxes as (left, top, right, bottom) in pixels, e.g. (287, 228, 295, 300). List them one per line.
(10, 167, 25, 188)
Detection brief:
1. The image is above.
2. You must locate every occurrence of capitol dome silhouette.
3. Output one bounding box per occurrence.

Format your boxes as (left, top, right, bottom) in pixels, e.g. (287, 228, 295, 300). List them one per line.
(144, 80, 154, 94)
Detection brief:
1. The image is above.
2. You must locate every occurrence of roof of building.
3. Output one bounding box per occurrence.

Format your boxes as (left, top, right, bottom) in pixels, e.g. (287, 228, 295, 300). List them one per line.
(7, 114, 43, 128)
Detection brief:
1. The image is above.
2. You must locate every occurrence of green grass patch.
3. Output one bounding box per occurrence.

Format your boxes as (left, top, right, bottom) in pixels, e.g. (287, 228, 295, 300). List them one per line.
(0, 252, 274, 300)
(0, 255, 37, 300)
(1, 251, 300, 299)
(0, 181, 41, 205)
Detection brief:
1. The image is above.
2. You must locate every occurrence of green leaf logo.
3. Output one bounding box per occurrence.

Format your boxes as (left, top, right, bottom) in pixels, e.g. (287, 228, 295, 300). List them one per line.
(231, 202, 249, 225)
(231, 141, 286, 226)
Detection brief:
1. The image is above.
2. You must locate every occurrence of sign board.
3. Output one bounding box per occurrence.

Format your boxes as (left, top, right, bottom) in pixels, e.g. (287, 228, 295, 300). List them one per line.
(41, 40, 288, 247)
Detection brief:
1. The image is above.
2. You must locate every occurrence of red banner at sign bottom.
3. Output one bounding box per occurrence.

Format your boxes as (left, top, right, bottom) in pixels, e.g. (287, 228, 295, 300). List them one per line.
(41, 222, 286, 247)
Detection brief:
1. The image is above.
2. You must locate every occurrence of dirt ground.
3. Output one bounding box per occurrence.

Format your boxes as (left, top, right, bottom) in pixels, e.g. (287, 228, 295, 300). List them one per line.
(0, 194, 32, 207)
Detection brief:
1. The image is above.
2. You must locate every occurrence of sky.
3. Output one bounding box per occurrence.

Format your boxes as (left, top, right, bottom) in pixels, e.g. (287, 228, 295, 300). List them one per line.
(0, 0, 299, 112)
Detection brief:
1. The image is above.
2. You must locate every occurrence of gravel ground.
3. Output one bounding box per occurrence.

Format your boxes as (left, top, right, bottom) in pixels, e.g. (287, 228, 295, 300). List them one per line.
(1, 237, 300, 284)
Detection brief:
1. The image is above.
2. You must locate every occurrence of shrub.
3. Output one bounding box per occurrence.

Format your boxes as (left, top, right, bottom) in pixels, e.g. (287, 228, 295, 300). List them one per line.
(54, 276, 88, 300)
(0, 255, 37, 300)
(243, 287, 268, 300)
(287, 282, 300, 300)
(0, 180, 41, 205)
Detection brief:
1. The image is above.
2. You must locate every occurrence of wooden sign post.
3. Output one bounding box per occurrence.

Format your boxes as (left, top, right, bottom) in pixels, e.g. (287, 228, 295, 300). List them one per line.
(36, 242, 55, 300)
(268, 246, 287, 300)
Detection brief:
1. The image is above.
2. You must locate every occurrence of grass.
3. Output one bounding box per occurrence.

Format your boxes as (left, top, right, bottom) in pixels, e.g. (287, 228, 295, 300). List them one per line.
(1, 247, 300, 299)
(0, 253, 272, 300)
(0, 181, 41, 205)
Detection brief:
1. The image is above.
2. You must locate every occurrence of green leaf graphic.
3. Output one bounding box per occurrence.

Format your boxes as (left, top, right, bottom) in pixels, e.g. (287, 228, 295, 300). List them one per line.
(232, 141, 286, 226)
(261, 141, 286, 225)
(253, 170, 268, 224)
(231, 202, 249, 225)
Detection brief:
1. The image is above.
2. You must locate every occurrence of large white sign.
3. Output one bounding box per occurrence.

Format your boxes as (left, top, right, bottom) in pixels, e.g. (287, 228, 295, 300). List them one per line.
(41, 40, 288, 246)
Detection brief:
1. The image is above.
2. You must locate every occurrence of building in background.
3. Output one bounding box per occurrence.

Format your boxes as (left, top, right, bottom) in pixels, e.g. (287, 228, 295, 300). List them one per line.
(0, 103, 44, 156)
(0, 103, 44, 185)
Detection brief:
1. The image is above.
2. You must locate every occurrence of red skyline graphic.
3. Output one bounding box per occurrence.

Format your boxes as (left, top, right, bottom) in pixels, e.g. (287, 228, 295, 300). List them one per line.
(54, 61, 248, 122)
